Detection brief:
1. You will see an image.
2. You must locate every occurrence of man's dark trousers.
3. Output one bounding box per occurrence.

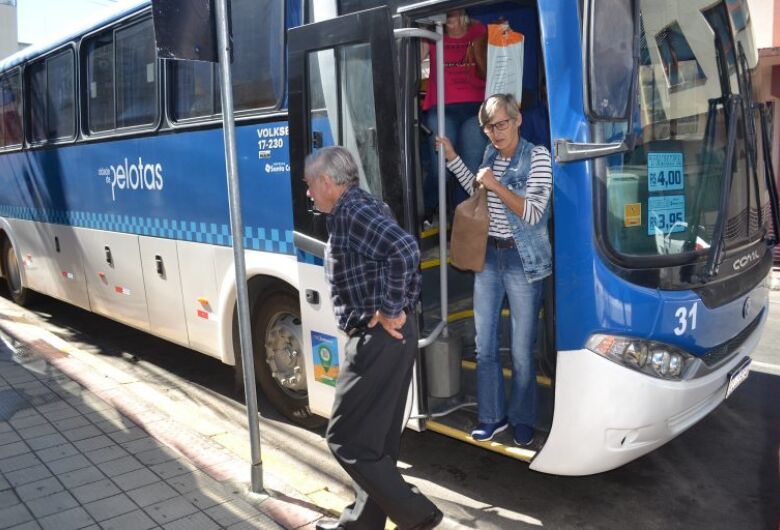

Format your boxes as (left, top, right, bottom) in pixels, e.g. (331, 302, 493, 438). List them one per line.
(326, 317, 437, 529)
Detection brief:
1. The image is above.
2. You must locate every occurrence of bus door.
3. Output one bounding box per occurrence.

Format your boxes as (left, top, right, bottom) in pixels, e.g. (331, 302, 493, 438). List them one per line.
(287, 7, 423, 423)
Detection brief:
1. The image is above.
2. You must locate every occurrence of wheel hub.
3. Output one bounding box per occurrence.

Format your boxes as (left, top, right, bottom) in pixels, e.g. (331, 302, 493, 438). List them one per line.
(265, 313, 306, 394)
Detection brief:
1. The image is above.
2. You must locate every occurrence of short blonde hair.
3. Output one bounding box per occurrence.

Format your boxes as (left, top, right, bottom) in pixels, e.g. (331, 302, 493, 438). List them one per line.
(479, 93, 521, 127)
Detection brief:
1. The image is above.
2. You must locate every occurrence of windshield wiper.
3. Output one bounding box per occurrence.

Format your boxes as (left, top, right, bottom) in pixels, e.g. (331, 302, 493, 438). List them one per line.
(704, 95, 741, 281)
(759, 102, 780, 245)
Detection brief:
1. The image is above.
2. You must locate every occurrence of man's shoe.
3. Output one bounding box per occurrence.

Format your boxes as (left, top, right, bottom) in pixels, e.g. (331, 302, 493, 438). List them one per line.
(409, 508, 444, 530)
(513, 423, 534, 446)
(470, 418, 508, 442)
(315, 518, 344, 530)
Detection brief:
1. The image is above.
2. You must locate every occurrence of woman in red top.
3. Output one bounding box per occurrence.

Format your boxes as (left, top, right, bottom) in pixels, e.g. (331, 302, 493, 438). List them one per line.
(421, 10, 489, 218)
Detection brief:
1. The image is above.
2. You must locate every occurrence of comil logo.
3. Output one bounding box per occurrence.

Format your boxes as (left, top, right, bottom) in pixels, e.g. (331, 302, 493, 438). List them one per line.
(732, 249, 761, 271)
(100, 158, 164, 201)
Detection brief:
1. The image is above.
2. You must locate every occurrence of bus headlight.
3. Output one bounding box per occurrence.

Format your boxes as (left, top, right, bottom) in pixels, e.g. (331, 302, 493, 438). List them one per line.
(586, 334, 696, 380)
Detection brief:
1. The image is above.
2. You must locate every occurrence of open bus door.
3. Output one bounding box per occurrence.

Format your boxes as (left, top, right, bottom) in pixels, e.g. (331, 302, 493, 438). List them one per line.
(287, 7, 424, 427)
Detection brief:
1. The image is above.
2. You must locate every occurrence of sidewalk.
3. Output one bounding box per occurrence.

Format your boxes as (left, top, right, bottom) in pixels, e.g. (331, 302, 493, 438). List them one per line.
(0, 317, 325, 529)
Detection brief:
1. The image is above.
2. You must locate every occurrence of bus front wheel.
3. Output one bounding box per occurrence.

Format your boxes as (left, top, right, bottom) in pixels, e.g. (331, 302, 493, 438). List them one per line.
(250, 289, 326, 429)
(2, 239, 30, 306)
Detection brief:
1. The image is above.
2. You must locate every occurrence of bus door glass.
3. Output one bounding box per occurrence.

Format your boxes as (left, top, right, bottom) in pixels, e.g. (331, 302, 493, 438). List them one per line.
(287, 7, 412, 419)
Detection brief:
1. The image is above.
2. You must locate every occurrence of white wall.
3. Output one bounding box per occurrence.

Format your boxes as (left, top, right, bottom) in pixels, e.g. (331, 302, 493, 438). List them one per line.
(747, 0, 775, 49)
(0, 3, 19, 61)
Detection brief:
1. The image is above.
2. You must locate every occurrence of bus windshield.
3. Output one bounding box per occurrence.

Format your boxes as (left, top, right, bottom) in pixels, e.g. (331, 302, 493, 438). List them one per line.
(598, 0, 770, 261)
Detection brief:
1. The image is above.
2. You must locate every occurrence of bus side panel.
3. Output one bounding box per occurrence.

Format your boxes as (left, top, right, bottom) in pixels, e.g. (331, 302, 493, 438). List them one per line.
(139, 235, 188, 346)
(76, 228, 150, 331)
(177, 240, 220, 358)
(48, 225, 90, 311)
(6, 219, 52, 295)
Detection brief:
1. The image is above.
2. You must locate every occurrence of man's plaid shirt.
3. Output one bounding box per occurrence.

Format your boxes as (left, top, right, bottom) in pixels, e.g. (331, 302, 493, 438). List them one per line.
(325, 185, 421, 332)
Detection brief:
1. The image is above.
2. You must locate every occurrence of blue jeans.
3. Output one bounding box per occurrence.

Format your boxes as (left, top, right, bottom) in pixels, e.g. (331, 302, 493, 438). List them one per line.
(423, 102, 487, 213)
(474, 244, 543, 426)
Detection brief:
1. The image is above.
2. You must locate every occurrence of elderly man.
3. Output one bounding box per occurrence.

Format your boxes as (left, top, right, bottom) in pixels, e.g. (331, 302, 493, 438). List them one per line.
(304, 146, 442, 530)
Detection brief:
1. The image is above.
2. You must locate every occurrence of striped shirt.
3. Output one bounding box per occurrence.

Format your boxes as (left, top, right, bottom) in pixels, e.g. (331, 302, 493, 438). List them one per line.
(447, 145, 553, 238)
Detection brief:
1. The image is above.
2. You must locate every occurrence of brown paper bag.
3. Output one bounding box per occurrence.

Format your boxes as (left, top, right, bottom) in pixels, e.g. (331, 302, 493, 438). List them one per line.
(450, 186, 489, 272)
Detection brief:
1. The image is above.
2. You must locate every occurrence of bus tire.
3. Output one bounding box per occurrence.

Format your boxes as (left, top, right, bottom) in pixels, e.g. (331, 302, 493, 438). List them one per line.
(251, 289, 326, 429)
(2, 239, 31, 306)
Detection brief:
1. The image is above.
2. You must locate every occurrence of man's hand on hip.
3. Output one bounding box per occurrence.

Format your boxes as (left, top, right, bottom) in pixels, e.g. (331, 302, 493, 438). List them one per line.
(368, 310, 406, 340)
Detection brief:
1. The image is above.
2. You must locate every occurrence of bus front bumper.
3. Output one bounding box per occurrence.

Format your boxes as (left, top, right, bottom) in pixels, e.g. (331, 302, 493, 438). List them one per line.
(530, 311, 766, 476)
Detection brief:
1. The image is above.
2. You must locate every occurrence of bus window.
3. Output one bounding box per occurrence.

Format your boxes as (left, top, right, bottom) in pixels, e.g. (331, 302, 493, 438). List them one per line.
(46, 51, 75, 140)
(86, 33, 115, 132)
(230, 0, 283, 111)
(28, 61, 47, 143)
(171, 60, 217, 121)
(1, 71, 22, 147)
(116, 19, 157, 128)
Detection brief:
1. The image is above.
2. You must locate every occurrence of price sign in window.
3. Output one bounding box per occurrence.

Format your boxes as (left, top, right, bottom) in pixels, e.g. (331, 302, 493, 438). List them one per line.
(648, 195, 686, 235)
(648, 152, 684, 192)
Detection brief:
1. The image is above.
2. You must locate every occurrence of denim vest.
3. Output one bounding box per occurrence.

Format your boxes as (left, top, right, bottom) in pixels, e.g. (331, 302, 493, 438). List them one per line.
(480, 138, 552, 282)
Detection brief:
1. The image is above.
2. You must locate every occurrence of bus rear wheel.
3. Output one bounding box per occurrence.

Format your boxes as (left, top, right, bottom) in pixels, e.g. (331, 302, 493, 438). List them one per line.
(2, 240, 30, 306)
(250, 290, 325, 429)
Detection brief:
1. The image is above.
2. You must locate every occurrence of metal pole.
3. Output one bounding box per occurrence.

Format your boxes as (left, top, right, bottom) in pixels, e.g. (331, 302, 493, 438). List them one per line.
(214, 0, 263, 493)
(435, 22, 448, 338)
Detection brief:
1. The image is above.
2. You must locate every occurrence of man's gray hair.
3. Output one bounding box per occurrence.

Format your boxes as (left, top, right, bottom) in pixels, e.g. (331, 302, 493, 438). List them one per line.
(479, 93, 521, 127)
(304, 146, 360, 186)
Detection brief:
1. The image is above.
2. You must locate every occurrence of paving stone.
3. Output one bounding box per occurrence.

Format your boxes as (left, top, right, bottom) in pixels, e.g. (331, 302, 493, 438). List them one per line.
(15, 477, 63, 502)
(35, 443, 78, 463)
(35, 401, 73, 415)
(5, 521, 42, 530)
(62, 425, 103, 442)
(166, 470, 222, 495)
(144, 496, 198, 525)
(9, 414, 47, 431)
(4, 464, 52, 487)
(204, 498, 262, 527)
(112, 469, 160, 492)
(226, 514, 280, 530)
(119, 437, 164, 455)
(98, 455, 144, 477)
(47, 454, 92, 475)
(40, 406, 81, 422)
(71, 478, 121, 504)
(148, 459, 196, 480)
(100, 509, 158, 530)
(85, 444, 128, 465)
(57, 465, 106, 489)
(0, 503, 33, 529)
(0, 473, 9, 490)
(16, 424, 55, 440)
(0, 422, 11, 433)
(0, 489, 20, 509)
(0, 442, 30, 460)
(0, 431, 22, 446)
(181, 488, 231, 511)
(0, 453, 41, 473)
(127, 481, 178, 508)
(51, 416, 91, 432)
(84, 409, 123, 424)
(135, 447, 178, 466)
(24, 490, 78, 518)
(73, 435, 115, 453)
(26, 433, 67, 451)
(107, 427, 147, 444)
(37, 506, 95, 530)
(83, 493, 137, 522)
(162, 511, 221, 530)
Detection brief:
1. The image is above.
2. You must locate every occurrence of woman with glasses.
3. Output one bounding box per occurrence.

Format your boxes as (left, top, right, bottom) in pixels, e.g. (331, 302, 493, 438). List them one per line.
(436, 93, 552, 446)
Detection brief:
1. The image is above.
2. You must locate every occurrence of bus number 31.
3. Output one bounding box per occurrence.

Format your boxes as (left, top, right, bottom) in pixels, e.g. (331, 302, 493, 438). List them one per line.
(673, 302, 698, 336)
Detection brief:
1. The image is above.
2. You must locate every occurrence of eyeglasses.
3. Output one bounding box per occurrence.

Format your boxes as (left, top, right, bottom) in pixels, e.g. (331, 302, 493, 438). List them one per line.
(482, 118, 513, 134)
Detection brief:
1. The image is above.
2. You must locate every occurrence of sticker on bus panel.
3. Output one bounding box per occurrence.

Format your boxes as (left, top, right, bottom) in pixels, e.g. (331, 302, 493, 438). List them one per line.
(624, 203, 642, 227)
(647, 152, 684, 192)
(311, 331, 339, 387)
(648, 195, 686, 235)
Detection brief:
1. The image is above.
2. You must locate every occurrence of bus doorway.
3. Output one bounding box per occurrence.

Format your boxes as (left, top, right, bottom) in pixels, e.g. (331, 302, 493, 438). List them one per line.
(402, 0, 557, 459)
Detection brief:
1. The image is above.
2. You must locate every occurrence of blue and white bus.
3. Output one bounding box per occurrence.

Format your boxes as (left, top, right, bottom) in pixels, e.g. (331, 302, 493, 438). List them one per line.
(0, 0, 776, 475)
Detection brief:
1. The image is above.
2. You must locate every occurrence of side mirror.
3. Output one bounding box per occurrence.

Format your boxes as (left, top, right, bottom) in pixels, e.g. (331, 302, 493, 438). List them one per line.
(584, 0, 638, 121)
